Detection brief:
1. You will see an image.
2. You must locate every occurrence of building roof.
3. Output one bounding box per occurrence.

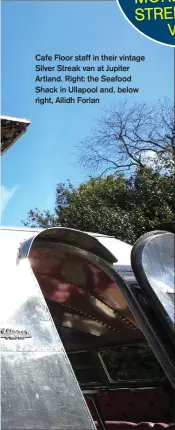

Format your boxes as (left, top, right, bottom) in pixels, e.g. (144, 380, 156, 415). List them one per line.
(1, 115, 30, 155)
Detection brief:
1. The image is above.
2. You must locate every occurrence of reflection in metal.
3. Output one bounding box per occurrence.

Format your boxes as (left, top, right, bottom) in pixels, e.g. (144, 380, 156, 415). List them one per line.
(27, 242, 142, 346)
(0, 229, 96, 429)
(1, 223, 175, 429)
(17, 226, 175, 389)
(19, 227, 118, 264)
(98, 344, 165, 384)
(17, 227, 142, 350)
(131, 232, 174, 334)
(131, 230, 175, 389)
(18, 226, 136, 285)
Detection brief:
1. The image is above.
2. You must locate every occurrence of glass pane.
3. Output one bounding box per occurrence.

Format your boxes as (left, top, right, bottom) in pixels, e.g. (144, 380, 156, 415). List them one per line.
(100, 344, 165, 381)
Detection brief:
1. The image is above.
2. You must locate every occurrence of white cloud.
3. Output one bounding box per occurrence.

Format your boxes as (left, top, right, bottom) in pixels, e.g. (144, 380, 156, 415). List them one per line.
(141, 150, 158, 168)
(1, 185, 19, 214)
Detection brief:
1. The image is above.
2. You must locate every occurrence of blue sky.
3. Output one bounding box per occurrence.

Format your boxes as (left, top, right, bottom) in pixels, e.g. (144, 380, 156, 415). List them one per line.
(1, 0, 173, 226)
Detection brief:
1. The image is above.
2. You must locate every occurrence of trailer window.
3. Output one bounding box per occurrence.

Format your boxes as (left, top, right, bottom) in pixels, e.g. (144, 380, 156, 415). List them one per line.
(28, 244, 143, 345)
(99, 344, 165, 383)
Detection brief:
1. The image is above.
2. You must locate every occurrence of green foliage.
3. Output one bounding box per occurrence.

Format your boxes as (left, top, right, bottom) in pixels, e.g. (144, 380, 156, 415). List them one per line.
(23, 167, 174, 244)
(100, 344, 165, 381)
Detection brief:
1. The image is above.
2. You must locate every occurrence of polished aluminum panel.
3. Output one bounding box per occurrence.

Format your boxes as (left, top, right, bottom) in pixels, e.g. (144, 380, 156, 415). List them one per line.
(132, 232, 174, 328)
(2, 351, 95, 429)
(0, 229, 96, 429)
(27, 241, 142, 342)
(130, 231, 175, 388)
(142, 233, 174, 322)
(2, 225, 133, 279)
(19, 227, 118, 264)
(1, 226, 175, 391)
(15, 227, 143, 350)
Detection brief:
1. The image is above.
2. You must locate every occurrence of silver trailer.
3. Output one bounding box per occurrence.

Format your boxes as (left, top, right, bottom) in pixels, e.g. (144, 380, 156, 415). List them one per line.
(1, 117, 174, 428)
(1, 225, 174, 429)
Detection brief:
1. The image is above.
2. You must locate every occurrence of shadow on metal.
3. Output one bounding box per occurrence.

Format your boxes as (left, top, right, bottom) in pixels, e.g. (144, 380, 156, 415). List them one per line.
(18, 227, 175, 387)
(1, 228, 98, 430)
(20, 228, 143, 351)
(131, 231, 174, 341)
(131, 230, 175, 389)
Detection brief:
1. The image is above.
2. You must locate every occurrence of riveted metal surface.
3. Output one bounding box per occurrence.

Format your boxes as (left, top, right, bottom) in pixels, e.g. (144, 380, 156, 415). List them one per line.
(0, 228, 96, 429)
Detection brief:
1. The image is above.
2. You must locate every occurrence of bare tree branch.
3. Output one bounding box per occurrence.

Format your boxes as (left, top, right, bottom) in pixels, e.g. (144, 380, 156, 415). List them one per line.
(76, 98, 174, 176)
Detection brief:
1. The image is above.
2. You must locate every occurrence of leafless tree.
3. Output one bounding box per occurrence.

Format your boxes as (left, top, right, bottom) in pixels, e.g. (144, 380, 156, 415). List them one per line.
(77, 98, 174, 176)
